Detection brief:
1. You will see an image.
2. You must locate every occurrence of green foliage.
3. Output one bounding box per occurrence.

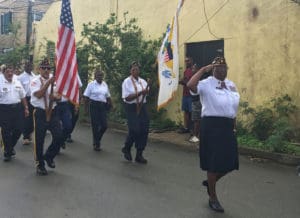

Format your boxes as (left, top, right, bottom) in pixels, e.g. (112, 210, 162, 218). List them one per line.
(0, 44, 32, 69)
(150, 108, 178, 131)
(238, 94, 299, 154)
(77, 13, 175, 130)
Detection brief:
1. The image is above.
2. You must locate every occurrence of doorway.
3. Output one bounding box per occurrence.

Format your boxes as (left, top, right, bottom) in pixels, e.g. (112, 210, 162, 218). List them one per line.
(186, 40, 224, 67)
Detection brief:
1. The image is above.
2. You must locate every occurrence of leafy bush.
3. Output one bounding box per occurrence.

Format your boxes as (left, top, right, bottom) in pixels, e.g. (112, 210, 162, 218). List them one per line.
(77, 13, 176, 130)
(238, 94, 298, 153)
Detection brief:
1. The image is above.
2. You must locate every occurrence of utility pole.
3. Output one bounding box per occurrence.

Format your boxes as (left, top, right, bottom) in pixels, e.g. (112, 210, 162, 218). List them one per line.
(26, 0, 33, 45)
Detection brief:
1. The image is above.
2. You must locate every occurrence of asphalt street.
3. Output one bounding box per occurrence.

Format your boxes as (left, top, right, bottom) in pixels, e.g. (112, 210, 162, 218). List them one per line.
(0, 124, 299, 218)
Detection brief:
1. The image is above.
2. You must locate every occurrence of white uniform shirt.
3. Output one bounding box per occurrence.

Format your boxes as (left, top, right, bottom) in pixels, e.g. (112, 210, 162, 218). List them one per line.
(30, 75, 57, 109)
(122, 76, 148, 104)
(83, 80, 111, 103)
(17, 71, 36, 97)
(197, 76, 240, 118)
(0, 76, 26, 104)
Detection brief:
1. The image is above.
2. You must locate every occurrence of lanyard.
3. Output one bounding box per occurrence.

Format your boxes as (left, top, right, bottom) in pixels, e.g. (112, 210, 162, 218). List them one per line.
(40, 77, 48, 110)
(130, 76, 144, 105)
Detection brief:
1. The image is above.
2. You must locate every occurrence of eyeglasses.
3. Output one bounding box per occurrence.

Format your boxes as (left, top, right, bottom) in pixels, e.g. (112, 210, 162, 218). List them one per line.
(41, 66, 51, 70)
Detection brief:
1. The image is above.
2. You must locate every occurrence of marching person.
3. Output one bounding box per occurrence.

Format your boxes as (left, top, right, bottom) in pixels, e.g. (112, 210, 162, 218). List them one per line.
(187, 56, 240, 213)
(17, 61, 36, 145)
(66, 75, 83, 143)
(0, 64, 29, 161)
(83, 69, 112, 151)
(30, 59, 63, 176)
(56, 96, 73, 150)
(121, 61, 150, 164)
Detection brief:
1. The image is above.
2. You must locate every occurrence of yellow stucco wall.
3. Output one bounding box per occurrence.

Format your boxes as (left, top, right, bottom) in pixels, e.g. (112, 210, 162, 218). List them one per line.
(34, 0, 300, 123)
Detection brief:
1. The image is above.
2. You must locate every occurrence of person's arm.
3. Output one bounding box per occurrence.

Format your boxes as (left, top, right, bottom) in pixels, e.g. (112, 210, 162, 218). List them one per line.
(33, 76, 55, 99)
(233, 118, 237, 133)
(21, 97, 29, 117)
(187, 64, 213, 93)
(123, 80, 148, 102)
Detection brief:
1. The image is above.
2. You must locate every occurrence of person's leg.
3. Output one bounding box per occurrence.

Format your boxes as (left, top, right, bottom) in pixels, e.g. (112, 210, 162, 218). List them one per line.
(135, 104, 149, 164)
(122, 103, 137, 161)
(90, 103, 101, 149)
(11, 106, 24, 150)
(97, 105, 107, 145)
(206, 171, 226, 212)
(45, 114, 63, 164)
(1, 126, 13, 160)
(67, 102, 79, 142)
(60, 103, 73, 145)
(33, 109, 48, 175)
(178, 97, 190, 133)
(23, 97, 34, 144)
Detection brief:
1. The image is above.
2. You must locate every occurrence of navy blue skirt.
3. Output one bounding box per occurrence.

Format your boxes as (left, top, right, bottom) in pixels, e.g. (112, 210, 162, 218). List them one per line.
(199, 116, 239, 173)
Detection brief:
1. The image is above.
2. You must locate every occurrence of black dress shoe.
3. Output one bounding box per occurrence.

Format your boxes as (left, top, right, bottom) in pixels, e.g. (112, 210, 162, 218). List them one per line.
(66, 137, 73, 143)
(209, 200, 224, 213)
(93, 144, 101, 151)
(3, 154, 11, 162)
(36, 165, 48, 176)
(202, 180, 210, 195)
(135, 155, 148, 164)
(11, 149, 16, 156)
(61, 143, 66, 149)
(45, 157, 55, 168)
(121, 147, 132, 161)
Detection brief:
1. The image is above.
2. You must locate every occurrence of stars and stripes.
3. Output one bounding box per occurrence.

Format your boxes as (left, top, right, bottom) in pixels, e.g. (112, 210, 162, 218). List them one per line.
(55, 0, 79, 104)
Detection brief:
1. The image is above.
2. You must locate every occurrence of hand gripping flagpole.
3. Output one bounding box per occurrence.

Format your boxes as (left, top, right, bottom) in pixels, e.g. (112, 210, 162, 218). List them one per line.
(137, 79, 151, 115)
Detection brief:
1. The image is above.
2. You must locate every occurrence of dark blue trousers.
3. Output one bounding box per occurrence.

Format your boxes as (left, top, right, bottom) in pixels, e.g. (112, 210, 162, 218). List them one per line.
(0, 103, 23, 156)
(90, 100, 107, 146)
(124, 103, 149, 151)
(22, 96, 34, 140)
(56, 102, 72, 143)
(68, 102, 79, 138)
(33, 108, 63, 167)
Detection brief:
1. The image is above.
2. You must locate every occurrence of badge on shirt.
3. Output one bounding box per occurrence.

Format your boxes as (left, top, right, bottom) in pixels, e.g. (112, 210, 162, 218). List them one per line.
(229, 86, 237, 92)
(2, 88, 8, 92)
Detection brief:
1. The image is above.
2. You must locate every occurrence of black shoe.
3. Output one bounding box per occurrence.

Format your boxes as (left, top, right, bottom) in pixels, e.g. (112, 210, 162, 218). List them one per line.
(11, 149, 16, 156)
(36, 165, 48, 176)
(135, 155, 148, 164)
(61, 143, 66, 149)
(93, 144, 101, 151)
(209, 199, 224, 213)
(121, 147, 132, 161)
(45, 157, 55, 168)
(66, 137, 73, 143)
(202, 180, 210, 195)
(3, 153, 11, 162)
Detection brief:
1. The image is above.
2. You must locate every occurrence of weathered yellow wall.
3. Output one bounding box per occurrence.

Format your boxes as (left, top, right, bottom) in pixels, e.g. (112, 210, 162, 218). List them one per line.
(34, 0, 300, 123)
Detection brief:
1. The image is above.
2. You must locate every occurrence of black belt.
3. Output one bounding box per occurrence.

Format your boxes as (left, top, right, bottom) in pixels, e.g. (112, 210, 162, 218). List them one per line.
(0, 103, 21, 108)
(57, 101, 69, 105)
(90, 100, 106, 105)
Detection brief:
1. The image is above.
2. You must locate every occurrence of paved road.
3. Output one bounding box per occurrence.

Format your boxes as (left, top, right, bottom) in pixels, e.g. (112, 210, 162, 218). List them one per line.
(0, 124, 299, 218)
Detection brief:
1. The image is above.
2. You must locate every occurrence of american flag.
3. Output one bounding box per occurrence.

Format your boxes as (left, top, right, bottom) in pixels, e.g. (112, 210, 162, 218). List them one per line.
(55, 0, 79, 104)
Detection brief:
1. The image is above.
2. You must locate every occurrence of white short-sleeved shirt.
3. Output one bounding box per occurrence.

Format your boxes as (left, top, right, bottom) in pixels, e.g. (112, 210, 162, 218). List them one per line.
(122, 76, 148, 104)
(0, 76, 25, 104)
(17, 71, 36, 97)
(30, 75, 57, 109)
(83, 80, 111, 103)
(197, 76, 240, 118)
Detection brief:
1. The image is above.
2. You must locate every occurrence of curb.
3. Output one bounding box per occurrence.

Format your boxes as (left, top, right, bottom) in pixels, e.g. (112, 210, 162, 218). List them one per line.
(239, 147, 300, 166)
(83, 121, 300, 166)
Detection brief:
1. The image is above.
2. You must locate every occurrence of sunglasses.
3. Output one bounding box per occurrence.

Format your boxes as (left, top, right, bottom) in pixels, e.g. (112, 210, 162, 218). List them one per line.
(41, 66, 51, 70)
